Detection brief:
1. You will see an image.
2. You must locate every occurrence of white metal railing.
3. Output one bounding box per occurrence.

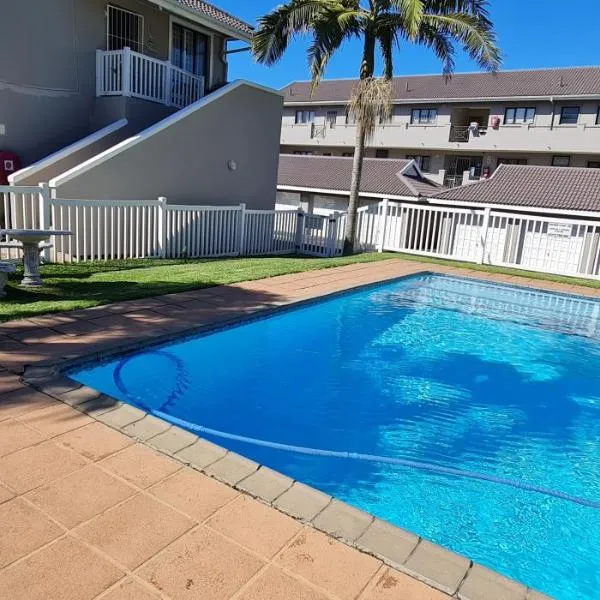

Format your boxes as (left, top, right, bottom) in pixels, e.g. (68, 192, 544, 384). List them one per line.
(96, 47, 205, 109)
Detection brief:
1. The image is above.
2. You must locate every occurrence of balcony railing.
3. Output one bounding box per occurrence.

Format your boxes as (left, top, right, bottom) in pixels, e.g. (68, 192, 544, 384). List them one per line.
(96, 47, 205, 109)
(311, 123, 327, 139)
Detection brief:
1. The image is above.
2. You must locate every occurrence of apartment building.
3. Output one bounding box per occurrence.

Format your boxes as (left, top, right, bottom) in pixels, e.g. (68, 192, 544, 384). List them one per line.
(280, 66, 600, 187)
(1, 0, 282, 208)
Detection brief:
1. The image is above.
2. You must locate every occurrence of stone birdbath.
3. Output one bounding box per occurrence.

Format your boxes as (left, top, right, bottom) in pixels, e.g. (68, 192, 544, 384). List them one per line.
(0, 229, 71, 287)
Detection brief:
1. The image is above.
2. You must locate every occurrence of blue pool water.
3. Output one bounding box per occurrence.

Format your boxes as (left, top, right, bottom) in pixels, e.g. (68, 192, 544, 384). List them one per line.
(71, 274, 600, 599)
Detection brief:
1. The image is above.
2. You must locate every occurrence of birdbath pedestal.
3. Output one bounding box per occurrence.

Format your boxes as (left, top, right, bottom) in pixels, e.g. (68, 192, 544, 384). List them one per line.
(0, 229, 71, 286)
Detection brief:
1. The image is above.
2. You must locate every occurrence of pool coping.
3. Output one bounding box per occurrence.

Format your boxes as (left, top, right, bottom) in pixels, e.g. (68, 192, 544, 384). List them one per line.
(17, 263, 565, 600)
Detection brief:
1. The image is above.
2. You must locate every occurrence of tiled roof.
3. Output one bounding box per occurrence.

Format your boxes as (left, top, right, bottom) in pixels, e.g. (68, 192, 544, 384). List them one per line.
(282, 66, 600, 104)
(172, 0, 254, 37)
(434, 164, 600, 212)
(278, 154, 444, 199)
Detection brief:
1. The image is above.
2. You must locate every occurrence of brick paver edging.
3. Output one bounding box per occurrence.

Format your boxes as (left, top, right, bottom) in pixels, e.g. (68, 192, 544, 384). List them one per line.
(17, 261, 562, 600)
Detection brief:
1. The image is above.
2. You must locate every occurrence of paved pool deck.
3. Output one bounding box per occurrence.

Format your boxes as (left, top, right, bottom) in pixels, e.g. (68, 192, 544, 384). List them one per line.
(0, 257, 584, 600)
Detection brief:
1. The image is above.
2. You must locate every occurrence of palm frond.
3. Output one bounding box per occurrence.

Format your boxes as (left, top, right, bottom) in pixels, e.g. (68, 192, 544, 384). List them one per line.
(387, 0, 425, 39)
(348, 77, 393, 140)
(422, 12, 500, 70)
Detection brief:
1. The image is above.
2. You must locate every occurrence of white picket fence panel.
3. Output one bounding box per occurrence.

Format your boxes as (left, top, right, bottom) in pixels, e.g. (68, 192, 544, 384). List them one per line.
(244, 209, 297, 256)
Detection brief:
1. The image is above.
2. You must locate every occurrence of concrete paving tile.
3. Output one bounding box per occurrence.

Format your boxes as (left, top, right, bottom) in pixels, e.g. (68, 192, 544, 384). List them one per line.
(458, 564, 527, 600)
(403, 540, 471, 596)
(27, 314, 77, 328)
(526, 590, 553, 600)
(359, 567, 451, 600)
(123, 415, 171, 441)
(0, 536, 123, 600)
(100, 443, 181, 489)
(51, 319, 100, 336)
(0, 441, 88, 493)
(276, 528, 381, 600)
(207, 494, 301, 559)
(77, 395, 122, 416)
(356, 519, 420, 567)
(100, 578, 162, 599)
(55, 421, 134, 461)
(58, 385, 103, 406)
(274, 482, 331, 522)
(0, 371, 24, 394)
(34, 375, 81, 396)
(77, 494, 195, 570)
(97, 404, 146, 429)
(204, 452, 259, 485)
(238, 566, 332, 600)
(26, 464, 136, 528)
(312, 499, 373, 542)
(136, 525, 264, 600)
(149, 467, 238, 522)
(0, 419, 45, 457)
(0, 387, 58, 421)
(148, 426, 198, 454)
(175, 438, 227, 468)
(0, 482, 14, 504)
(237, 466, 294, 503)
(0, 498, 63, 568)
(19, 403, 93, 437)
(7, 327, 62, 344)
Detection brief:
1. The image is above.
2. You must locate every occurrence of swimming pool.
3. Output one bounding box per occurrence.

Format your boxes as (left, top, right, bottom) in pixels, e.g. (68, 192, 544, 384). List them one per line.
(71, 274, 600, 599)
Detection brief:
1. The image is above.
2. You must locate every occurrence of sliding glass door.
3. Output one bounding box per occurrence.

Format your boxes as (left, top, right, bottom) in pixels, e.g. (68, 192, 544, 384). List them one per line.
(171, 23, 209, 80)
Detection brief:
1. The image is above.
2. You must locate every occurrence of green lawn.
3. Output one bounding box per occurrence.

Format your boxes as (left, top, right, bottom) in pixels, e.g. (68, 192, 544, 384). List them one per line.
(2, 252, 598, 323)
(1, 253, 395, 322)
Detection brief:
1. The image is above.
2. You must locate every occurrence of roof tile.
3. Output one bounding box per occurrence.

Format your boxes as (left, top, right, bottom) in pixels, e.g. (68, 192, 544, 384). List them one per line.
(434, 164, 600, 212)
(173, 0, 253, 37)
(283, 67, 600, 104)
(278, 154, 443, 198)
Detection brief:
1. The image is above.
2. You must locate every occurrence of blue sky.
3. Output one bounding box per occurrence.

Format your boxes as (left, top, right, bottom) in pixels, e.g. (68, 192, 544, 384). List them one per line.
(219, 0, 600, 89)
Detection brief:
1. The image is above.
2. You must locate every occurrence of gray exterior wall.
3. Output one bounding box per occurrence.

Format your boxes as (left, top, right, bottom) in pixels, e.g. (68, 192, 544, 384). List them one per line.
(0, 0, 229, 165)
(53, 83, 283, 210)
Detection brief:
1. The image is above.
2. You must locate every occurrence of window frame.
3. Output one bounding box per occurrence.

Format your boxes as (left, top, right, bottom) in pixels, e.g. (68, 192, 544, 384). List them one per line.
(107, 4, 144, 53)
(552, 155, 571, 167)
(588, 161, 600, 169)
(504, 107, 536, 125)
(410, 108, 438, 125)
(375, 149, 390, 159)
(342, 152, 353, 157)
(497, 157, 528, 166)
(559, 106, 580, 125)
(596, 107, 600, 126)
(295, 110, 316, 125)
(406, 154, 432, 172)
(326, 111, 338, 128)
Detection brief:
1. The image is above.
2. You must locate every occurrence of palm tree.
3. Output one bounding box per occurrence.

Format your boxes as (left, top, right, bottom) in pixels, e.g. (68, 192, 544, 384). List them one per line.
(253, 0, 500, 254)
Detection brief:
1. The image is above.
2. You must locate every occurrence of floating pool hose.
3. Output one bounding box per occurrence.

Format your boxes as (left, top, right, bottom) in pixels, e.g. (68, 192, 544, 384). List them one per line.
(113, 352, 600, 511)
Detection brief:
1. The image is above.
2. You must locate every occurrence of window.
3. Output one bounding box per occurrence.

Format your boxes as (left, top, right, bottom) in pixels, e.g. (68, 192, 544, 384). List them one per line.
(171, 23, 209, 78)
(346, 112, 356, 125)
(322, 152, 332, 156)
(295, 110, 315, 124)
(588, 161, 600, 168)
(552, 155, 571, 167)
(596, 107, 600, 125)
(406, 155, 432, 172)
(342, 152, 353, 157)
(559, 106, 580, 125)
(326, 111, 338, 128)
(375, 149, 389, 159)
(497, 157, 528, 166)
(504, 107, 536, 124)
(410, 108, 438, 124)
(107, 5, 144, 52)
(293, 151, 314, 155)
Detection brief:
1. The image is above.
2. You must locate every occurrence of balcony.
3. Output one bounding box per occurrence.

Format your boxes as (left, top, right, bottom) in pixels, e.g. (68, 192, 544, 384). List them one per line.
(96, 47, 205, 109)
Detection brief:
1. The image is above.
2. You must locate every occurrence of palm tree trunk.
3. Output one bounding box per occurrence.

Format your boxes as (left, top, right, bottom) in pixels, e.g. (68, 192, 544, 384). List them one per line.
(343, 120, 366, 255)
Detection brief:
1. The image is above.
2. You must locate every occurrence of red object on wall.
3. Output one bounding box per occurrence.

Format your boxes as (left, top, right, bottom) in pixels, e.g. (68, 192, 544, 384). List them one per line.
(482, 167, 491, 179)
(491, 116, 501, 129)
(0, 151, 22, 185)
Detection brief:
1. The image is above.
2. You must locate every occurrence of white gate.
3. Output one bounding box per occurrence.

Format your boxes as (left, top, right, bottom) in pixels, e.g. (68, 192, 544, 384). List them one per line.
(298, 212, 343, 257)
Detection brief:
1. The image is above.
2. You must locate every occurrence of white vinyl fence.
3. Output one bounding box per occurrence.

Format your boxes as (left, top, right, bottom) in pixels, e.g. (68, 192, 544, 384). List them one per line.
(3, 183, 600, 280)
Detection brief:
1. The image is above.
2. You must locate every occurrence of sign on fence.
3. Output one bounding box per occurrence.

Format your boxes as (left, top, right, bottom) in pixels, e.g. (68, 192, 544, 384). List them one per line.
(547, 222, 573, 237)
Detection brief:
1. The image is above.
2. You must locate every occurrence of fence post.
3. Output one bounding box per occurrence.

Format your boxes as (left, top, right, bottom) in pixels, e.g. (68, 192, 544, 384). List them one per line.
(377, 198, 389, 252)
(95, 50, 104, 97)
(295, 210, 305, 253)
(38, 183, 52, 262)
(479, 206, 491, 264)
(157, 196, 168, 258)
(122, 47, 132, 97)
(238, 203, 246, 256)
(327, 215, 338, 257)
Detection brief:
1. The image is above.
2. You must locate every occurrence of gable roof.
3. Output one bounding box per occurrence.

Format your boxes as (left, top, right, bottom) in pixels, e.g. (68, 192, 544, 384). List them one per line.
(434, 164, 600, 213)
(282, 66, 600, 105)
(156, 0, 254, 39)
(277, 154, 444, 199)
